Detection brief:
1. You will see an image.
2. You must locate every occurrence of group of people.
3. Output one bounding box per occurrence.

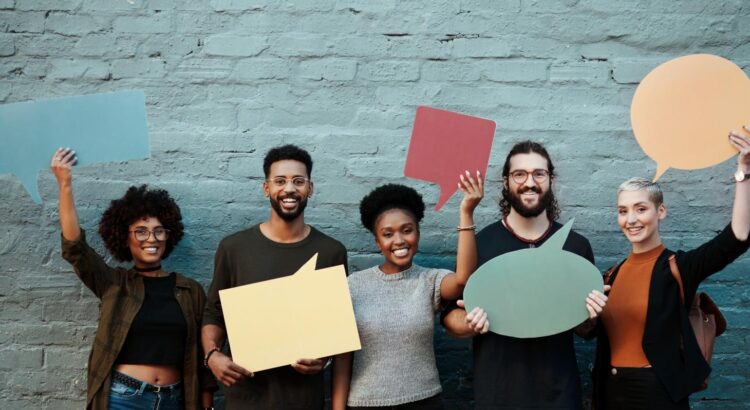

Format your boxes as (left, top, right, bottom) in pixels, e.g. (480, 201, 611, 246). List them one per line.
(50, 126, 750, 410)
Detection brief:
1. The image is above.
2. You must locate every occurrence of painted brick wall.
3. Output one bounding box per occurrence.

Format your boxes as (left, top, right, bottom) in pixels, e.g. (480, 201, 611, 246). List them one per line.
(1, 1, 749, 408)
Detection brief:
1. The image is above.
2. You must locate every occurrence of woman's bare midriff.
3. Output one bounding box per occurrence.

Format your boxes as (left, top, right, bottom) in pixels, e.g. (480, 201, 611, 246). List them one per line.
(115, 363, 182, 385)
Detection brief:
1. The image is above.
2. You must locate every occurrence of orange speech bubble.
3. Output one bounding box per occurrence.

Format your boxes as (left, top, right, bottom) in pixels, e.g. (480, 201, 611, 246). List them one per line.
(404, 106, 496, 211)
(631, 54, 750, 181)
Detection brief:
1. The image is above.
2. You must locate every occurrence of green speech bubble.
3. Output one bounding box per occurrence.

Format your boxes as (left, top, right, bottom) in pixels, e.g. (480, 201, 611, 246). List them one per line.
(463, 220, 603, 338)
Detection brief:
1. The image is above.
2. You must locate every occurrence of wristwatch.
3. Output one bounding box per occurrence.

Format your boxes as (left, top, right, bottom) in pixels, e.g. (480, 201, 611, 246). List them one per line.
(734, 169, 750, 182)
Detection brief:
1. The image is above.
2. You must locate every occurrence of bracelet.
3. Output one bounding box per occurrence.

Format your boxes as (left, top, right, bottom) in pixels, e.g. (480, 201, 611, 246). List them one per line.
(203, 347, 220, 369)
(457, 225, 476, 231)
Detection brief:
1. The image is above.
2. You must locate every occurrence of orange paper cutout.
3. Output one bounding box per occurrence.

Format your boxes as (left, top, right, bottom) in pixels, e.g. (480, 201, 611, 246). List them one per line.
(631, 54, 750, 181)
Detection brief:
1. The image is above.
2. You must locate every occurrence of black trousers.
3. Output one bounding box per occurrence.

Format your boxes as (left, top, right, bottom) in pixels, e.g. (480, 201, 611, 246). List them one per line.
(347, 394, 443, 410)
(605, 367, 690, 410)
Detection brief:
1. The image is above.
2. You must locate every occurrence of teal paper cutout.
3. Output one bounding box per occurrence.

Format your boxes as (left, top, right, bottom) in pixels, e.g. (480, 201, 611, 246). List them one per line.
(0, 90, 150, 203)
(463, 219, 603, 338)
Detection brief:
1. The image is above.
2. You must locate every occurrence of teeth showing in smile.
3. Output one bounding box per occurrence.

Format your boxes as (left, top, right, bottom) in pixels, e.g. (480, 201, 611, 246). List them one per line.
(393, 248, 409, 257)
(627, 227, 643, 235)
(143, 247, 159, 254)
(281, 198, 298, 208)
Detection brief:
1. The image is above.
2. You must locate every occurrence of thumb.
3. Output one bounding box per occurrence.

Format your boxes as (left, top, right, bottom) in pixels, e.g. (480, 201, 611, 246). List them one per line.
(457, 299, 465, 308)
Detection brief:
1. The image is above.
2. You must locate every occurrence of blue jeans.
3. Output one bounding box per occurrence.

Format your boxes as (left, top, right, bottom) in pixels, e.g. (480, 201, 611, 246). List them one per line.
(108, 372, 183, 410)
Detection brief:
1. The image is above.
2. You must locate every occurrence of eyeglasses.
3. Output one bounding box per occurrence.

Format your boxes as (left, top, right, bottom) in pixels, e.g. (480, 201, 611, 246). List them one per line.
(267, 177, 310, 188)
(130, 227, 170, 242)
(509, 169, 551, 184)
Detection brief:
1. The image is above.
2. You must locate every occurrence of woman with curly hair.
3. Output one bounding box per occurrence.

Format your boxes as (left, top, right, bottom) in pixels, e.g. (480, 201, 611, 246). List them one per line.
(332, 173, 484, 410)
(51, 148, 215, 410)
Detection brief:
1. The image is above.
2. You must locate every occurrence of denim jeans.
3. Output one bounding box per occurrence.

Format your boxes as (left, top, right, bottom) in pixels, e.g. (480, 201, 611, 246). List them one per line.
(108, 372, 183, 410)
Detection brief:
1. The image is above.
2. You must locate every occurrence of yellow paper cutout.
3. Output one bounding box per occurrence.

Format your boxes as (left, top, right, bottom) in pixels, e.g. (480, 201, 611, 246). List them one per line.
(630, 54, 750, 181)
(219, 254, 361, 372)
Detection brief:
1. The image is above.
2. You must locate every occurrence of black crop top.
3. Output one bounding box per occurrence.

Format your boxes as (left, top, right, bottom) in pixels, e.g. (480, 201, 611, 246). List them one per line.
(115, 273, 187, 366)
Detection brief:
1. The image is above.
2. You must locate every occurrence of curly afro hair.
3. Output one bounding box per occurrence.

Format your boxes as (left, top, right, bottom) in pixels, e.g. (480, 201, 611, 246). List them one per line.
(359, 184, 425, 233)
(98, 185, 184, 262)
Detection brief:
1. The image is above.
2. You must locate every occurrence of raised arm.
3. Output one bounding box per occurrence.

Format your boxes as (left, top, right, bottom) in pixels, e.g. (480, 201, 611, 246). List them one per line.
(729, 126, 750, 241)
(51, 147, 80, 241)
(440, 171, 484, 300)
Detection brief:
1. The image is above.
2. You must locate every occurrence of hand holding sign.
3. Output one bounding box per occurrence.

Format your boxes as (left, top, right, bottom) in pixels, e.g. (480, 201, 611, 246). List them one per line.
(404, 106, 496, 211)
(0, 90, 150, 203)
(463, 220, 602, 338)
(630, 54, 750, 181)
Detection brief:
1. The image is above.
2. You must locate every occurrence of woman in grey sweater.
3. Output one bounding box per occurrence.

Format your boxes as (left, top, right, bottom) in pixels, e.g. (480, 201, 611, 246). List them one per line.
(332, 173, 484, 410)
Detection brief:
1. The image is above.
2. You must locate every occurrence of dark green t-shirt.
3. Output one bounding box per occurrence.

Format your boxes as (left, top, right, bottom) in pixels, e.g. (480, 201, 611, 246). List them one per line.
(203, 224, 348, 410)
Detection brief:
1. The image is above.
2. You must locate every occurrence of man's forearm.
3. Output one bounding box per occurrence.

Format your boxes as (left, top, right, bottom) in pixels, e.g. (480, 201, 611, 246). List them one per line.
(201, 324, 226, 353)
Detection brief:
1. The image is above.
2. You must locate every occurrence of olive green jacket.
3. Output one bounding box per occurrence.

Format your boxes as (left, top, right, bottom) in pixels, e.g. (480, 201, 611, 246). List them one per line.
(61, 230, 216, 410)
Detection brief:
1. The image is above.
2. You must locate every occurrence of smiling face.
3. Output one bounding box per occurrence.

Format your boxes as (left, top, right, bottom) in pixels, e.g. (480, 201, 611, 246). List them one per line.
(617, 189, 666, 253)
(263, 159, 313, 222)
(128, 216, 166, 269)
(505, 152, 553, 218)
(374, 208, 420, 274)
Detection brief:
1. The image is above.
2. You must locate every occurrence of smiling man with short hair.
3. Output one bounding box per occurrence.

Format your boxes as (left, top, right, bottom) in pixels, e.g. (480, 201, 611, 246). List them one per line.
(202, 144, 348, 410)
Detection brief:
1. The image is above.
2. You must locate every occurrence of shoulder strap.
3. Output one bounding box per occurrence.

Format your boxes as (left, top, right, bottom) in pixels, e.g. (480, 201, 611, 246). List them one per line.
(668, 253, 686, 303)
(603, 259, 626, 286)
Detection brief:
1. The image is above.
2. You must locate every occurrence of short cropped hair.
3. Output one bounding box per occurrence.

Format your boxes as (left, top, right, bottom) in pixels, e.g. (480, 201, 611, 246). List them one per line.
(617, 177, 664, 206)
(98, 185, 184, 262)
(359, 184, 425, 233)
(263, 144, 313, 178)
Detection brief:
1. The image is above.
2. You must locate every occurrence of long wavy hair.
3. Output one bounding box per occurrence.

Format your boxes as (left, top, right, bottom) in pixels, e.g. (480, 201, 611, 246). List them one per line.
(499, 140, 560, 222)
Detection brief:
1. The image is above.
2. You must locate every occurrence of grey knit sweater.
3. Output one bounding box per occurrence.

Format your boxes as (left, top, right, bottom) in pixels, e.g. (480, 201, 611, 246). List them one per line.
(346, 264, 451, 406)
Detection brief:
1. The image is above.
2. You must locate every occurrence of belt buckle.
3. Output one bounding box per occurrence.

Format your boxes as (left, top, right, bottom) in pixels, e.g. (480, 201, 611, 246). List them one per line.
(153, 385, 162, 393)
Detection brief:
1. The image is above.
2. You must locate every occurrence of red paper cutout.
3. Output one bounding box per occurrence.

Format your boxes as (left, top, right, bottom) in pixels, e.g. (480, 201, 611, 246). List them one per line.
(404, 106, 496, 211)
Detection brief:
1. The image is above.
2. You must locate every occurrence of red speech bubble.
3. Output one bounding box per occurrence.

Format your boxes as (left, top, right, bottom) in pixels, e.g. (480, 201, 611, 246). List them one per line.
(404, 106, 496, 211)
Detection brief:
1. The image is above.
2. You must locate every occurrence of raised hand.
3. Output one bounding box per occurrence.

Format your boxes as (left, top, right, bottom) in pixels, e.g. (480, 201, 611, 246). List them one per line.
(50, 147, 77, 187)
(459, 170, 484, 214)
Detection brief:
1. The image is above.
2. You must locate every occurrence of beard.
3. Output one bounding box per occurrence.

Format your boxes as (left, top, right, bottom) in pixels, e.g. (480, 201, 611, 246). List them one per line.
(270, 194, 308, 222)
(506, 185, 554, 218)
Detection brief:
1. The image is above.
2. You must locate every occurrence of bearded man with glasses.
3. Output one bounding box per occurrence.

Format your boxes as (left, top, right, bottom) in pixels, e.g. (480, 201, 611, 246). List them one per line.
(202, 144, 348, 410)
(441, 140, 608, 410)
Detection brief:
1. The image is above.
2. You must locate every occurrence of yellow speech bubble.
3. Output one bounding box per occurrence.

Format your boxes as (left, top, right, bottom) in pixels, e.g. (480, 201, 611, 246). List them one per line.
(631, 54, 750, 181)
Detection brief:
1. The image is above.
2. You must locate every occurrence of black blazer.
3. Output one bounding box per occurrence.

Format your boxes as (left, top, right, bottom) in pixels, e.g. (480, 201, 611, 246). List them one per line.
(592, 224, 749, 408)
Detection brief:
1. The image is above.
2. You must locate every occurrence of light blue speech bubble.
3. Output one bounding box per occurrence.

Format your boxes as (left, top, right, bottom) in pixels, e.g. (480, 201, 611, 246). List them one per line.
(0, 90, 150, 203)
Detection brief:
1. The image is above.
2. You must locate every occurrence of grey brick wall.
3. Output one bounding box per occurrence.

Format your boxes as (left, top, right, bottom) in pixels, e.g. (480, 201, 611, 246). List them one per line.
(1, 1, 749, 408)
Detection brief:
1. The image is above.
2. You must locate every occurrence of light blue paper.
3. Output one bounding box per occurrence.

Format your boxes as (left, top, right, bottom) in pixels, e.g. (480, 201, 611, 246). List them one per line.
(0, 90, 150, 203)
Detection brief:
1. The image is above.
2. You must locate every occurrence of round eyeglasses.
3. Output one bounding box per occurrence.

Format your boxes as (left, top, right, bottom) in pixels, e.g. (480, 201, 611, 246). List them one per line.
(267, 177, 310, 188)
(129, 227, 169, 242)
(509, 169, 551, 184)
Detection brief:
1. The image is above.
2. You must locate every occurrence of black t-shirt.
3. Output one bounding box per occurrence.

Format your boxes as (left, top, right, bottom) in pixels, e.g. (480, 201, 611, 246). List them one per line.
(116, 273, 187, 366)
(204, 224, 348, 410)
(447, 220, 594, 410)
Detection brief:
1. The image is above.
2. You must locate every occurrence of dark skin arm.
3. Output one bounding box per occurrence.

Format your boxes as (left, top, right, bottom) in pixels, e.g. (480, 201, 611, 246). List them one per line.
(201, 324, 253, 387)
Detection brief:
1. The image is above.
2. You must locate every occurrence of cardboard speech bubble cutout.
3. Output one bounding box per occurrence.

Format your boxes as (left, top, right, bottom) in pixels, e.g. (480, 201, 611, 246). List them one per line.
(219, 254, 361, 372)
(0, 90, 150, 203)
(463, 220, 602, 338)
(631, 54, 750, 181)
(404, 106, 496, 211)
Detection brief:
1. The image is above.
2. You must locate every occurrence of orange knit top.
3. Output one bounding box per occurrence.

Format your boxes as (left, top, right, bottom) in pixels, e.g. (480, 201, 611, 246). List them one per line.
(601, 244, 665, 367)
